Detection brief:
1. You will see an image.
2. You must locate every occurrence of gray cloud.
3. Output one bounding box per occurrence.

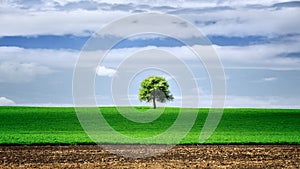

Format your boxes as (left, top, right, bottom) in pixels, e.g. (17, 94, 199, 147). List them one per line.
(6, 0, 300, 13)
(168, 6, 234, 14)
(57, 1, 102, 11)
(272, 1, 300, 9)
(1, 0, 299, 37)
(0, 61, 54, 83)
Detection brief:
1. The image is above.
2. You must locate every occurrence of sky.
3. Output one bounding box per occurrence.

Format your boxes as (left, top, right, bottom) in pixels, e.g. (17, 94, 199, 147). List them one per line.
(0, 0, 300, 108)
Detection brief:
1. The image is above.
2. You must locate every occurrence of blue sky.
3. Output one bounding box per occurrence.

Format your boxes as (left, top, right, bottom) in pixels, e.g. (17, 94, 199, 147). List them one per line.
(0, 0, 300, 108)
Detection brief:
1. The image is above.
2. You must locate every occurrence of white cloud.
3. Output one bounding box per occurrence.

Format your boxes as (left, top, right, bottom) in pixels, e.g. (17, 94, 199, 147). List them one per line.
(96, 66, 116, 77)
(0, 10, 130, 36)
(3, 0, 293, 11)
(0, 97, 16, 106)
(0, 61, 53, 83)
(212, 41, 300, 70)
(197, 8, 300, 37)
(1, 38, 300, 75)
(102, 43, 300, 70)
(0, 46, 78, 68)
(1, 0, 299, 37)
(252, 77, 279, 83)
(263, 77, 277, 82)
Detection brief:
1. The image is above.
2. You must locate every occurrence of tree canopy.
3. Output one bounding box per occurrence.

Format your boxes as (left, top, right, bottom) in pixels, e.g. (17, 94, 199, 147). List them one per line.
(138, 76, 174, 109)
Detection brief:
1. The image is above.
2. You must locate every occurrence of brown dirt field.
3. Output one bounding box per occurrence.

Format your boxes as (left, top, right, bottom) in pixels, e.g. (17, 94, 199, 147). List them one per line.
(0, 145, 299, 169)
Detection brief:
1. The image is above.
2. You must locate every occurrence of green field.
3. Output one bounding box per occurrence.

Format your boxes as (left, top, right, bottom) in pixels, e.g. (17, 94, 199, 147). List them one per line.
(0, 106, 299, 144)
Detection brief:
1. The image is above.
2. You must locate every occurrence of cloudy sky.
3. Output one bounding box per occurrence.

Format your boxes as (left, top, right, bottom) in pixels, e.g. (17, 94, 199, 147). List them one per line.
(0, 0, 300, 108)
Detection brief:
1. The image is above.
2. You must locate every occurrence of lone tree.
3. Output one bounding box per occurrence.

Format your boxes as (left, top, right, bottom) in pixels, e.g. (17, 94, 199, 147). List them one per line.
(138, 76, 174, 109)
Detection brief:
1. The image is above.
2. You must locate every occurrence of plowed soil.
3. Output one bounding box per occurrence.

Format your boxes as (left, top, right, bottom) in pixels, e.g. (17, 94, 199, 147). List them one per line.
(0, 145, 299, 168)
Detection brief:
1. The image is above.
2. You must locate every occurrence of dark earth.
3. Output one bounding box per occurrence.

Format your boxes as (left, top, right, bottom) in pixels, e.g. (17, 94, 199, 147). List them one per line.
(0, 145, 299, 168)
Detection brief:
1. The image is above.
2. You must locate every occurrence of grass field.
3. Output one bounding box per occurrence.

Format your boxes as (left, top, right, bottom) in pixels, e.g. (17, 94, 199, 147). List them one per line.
(0, 106, 299, 144)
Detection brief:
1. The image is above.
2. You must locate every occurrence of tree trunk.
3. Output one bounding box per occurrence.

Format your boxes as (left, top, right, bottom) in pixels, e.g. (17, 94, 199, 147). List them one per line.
(153, 97, 156, 109)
